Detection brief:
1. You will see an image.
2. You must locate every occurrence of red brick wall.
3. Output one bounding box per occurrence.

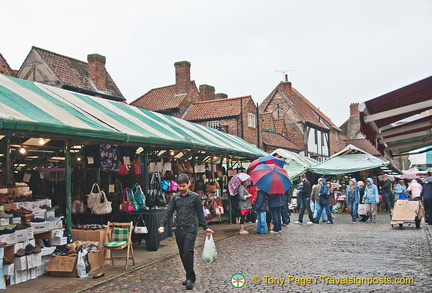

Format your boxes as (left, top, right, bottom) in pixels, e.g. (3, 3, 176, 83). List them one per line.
(174, 61, 191, 94)
(176, 82, 200, 119)
(192, 98, 259, 146)
(87, 54, 107, 91)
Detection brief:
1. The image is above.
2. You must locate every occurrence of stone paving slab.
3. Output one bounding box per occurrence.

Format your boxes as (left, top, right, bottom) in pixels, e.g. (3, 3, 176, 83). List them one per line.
(82, 213, 432, 292)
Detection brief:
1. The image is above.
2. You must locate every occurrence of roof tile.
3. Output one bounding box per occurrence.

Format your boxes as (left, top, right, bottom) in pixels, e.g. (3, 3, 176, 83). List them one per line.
(183, 96, 251, 121)
(130, 81, 198, 112)
(33, 47, 124, 100)
(262, 130, 301, 151)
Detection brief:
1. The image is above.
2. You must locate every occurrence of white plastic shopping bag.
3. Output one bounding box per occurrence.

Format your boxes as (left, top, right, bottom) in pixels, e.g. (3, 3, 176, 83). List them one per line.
(76, 249, 91, 278)
(202, 234, 217, 264)
(358, 204, 367, 215)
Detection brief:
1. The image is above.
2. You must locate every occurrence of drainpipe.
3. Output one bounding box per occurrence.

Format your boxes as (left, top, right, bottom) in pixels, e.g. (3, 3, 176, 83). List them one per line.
(256, 103, 260, 148)
(240, 97, 244, 139)
(5, 136, 12, 187)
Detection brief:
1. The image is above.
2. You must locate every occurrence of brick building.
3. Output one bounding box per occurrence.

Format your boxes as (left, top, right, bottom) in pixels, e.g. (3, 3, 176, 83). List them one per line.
(131, 61, 262, 146)
(260, 112, 301, 153)
(17, 47, 125, 102)
(130, 61, 201, 118)
(259, 78, 341, 161)
(182, 95, 260, 147)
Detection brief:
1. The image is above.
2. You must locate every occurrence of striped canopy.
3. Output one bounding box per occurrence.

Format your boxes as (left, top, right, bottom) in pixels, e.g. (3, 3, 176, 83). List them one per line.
(0, 75, 267, 159)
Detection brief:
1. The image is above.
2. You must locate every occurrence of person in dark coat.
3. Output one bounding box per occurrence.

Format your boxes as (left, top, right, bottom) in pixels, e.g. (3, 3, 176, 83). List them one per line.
(421, 177, 432, 225)
(254, 188, 268, 234)
(380, 175, 393, 212)
(294, 174, 314, 224)
(282, 186, 292, 225)
(313, 178, 333, 224)
(267, 192, 284, 233)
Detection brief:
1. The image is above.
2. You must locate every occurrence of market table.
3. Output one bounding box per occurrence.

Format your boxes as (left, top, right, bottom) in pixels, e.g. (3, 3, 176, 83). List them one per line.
(72, 209, 172, 251)
(334, 192, 348, 213)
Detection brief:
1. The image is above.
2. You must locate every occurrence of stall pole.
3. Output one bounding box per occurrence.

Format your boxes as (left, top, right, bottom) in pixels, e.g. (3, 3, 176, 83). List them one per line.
(64, 141, 72, 239)
(226, 157, 232, 224)
(143, 151, 149, 190)
(5, 136, 12, 187)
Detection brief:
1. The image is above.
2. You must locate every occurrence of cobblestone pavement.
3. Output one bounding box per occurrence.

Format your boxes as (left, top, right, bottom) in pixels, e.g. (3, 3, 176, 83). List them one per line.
(83, 212, 432, 293)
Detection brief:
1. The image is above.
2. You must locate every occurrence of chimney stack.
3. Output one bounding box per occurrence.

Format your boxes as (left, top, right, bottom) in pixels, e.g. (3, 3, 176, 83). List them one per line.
(284, 74, 288, 82)
(350, 103, 360, 117)
(215, 93, 228, 99)
(174, 61, 191, 94)
(199, 84, 216, 101)
(280, 80, 292, 96)
(87, 54, 107, 92)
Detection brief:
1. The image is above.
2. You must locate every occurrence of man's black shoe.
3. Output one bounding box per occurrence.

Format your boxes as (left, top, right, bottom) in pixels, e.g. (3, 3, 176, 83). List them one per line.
(185, 279, 194, 290)
(183, 279, 195, 286)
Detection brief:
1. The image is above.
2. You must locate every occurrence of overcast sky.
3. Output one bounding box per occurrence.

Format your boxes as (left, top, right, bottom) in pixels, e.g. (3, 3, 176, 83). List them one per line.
(3, 0, 431, 126)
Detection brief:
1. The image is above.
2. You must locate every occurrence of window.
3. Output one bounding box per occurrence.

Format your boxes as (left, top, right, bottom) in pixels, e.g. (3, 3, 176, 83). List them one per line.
(207, 121, 220, 129)
(248, 113, 256, 128)
(314, 129, 318, 144)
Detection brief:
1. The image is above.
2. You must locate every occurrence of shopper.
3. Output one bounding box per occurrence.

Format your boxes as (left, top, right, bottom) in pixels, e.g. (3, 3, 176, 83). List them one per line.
(238, 181, 253, 234)
(313, 179, 333, 224)
(294, 174, 314, 225)
(254, 188, 268, 234)
(421, 177, 432, 225)
(346, 178, 361, 223)
(380, 175, 393, 212)
(407, 178, 423, 199)
(393, 179, 407, 201)
(358, 181, 369, 222)
(363, 178, 379, 224)
(268, 192, 284, 233)
(282, 186, 292, 226)
(311, 181, 326, 222)
(158, 174, 214, 290)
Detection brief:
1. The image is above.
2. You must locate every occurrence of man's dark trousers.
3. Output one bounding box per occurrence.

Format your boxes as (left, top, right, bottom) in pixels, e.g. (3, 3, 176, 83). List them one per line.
(175, 225, 198, 282)
(298, 197, 314, 222)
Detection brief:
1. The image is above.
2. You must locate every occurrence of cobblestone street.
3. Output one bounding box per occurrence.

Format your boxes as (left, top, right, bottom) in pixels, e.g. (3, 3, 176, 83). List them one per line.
(83, 213, 432, 293)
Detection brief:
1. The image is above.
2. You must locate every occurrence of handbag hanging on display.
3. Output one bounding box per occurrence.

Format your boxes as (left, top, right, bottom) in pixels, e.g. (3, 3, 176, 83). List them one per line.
(119, 189, 135, 212)
(91, 190, 112, 215)
(116, 164, 129, 176)
(87, 183, 103, 210)
(146, 170, 159, 208)
(134, 215, 148, 234)
(160, 180, 171, 192)
(132, 184, 146, 206)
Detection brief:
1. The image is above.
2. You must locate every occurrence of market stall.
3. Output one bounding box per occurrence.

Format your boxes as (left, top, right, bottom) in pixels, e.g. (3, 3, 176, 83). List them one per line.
(0, 75, 266, 286)
(270, 148, 318, 179)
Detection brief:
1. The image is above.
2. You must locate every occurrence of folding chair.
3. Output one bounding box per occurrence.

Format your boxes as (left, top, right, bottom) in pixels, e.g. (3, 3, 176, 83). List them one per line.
(103, 221, 135, 269)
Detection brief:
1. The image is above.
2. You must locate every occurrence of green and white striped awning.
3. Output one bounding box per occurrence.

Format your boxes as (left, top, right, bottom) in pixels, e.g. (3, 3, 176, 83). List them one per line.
(0, 75, 266, 159)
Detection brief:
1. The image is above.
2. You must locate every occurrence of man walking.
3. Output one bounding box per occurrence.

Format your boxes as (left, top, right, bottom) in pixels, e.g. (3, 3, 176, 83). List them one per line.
(158, 174, 214, 290)
(380, 175, 393, 212)
(294, 174, 314, 225)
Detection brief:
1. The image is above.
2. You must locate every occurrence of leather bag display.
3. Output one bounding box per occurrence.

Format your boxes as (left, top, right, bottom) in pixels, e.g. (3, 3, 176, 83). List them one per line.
(87, 183, 103, 210)
(91, 190, 112, 215)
